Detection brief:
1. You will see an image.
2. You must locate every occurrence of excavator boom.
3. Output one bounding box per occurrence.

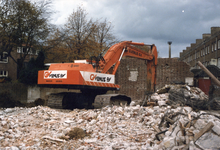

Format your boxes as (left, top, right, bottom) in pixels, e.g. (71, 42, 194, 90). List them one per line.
(98, 41, 157, 92)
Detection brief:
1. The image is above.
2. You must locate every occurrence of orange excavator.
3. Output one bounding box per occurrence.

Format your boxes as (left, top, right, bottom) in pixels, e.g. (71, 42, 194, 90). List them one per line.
(38, 41, 158, 109)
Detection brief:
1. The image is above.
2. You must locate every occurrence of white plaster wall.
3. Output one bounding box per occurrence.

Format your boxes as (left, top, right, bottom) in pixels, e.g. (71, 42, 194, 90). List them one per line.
(27, 85, 41, 103)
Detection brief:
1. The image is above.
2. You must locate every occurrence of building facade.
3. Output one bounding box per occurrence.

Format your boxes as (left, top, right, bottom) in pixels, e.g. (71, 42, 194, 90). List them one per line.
(179, 27, 220, 69)
(0, 47, 39, 81)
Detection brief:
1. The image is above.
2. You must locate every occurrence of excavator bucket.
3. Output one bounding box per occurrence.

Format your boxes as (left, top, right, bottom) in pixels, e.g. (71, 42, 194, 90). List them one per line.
(93, 94, 131, 108)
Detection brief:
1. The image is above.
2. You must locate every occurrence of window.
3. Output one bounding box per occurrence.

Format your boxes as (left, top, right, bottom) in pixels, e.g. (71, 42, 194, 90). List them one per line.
(218, 58, 220, 68)
(212, 44, 214, 52)
(0, 70, 8, 77)
(215, 43, 217, 51)
(28, 48, 33, 54)
(208, 46, 209, 53)
(17, 47, 22, 53)
(0, 52, 8, 63)
(205, 47, 207, 55)
(218, 40, 220, 49)
(18, 46, 34, 54)
(35, 50, 40, 55)
(22, 47, 27, 54)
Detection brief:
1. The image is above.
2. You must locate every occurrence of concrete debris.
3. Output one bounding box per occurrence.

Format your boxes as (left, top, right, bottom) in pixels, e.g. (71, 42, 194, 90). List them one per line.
(4, 108, 15, 113)
(0, 100, 219, 149)
(212, 123, 220, 135)
(195, 132, 220, 149)
(193, 121, 214, 141)
(155, 84, 220, 110)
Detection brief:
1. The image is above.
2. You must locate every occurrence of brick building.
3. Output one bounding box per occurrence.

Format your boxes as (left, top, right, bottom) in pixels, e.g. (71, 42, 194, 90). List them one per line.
(179, 27, 220, 69)
(0, 47, 39, 81)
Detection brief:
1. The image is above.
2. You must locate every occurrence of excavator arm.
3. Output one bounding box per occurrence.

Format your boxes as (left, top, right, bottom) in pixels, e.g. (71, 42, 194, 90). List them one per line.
(98, 41, 158, 92)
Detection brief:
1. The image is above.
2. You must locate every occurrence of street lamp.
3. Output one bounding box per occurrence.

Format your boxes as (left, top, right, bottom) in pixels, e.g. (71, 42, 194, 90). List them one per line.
(168, 41, 172, 58)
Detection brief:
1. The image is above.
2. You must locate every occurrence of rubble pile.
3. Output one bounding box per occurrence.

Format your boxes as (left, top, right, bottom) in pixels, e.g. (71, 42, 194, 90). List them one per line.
(153, 84, 220, 110)
(0, 102, 220, 149)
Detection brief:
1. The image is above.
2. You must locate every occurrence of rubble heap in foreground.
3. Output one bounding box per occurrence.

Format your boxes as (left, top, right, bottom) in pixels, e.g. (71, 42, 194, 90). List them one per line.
(0, 102, 220, 149)
(0, 85, 220, 149)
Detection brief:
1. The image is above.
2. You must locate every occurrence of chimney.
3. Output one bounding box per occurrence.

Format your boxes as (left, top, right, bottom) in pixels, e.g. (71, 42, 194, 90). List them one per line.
(191, 43, 196, 48)
(211, 27, 220, 36)
(202, 34, 211, 40)
(168, 41, 172, 58)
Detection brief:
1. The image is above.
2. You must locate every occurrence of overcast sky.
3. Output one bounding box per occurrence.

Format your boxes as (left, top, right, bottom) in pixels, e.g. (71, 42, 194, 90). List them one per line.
(50, 0, 220, 58)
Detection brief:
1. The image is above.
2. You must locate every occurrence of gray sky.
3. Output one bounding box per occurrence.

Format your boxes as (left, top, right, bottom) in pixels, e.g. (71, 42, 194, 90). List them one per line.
(50, 0, 220, 58)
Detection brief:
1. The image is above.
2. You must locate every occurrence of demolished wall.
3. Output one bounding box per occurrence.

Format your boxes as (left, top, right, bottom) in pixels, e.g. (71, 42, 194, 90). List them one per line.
(115, 58, 194, 102)
(115, 57, 147, 101)
(156, 58, 194, 89)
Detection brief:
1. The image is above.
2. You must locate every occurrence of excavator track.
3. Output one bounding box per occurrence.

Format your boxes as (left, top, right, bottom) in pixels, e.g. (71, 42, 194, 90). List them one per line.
(47, 92, 97, 109)
(47, 92, 131, 109)
(47, 93, 65, 109)
(93, 94, 131, 108)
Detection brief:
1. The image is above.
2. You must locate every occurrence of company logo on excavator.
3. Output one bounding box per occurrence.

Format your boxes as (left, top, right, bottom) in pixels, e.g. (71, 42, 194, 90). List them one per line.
(44, 71, 52, 78)
(90, 74, 111, 82)
(80, 71, 115, 84)
(44, 71, 67, 79)
(129, 49, 142, 56)
(90, 74, 97, 80)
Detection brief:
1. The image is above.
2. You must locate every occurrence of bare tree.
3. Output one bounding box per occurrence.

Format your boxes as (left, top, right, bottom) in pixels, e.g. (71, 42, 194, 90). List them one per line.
(46, 6, 116, 63)
(96, 19, 116, 53)
(64, 6, 98, 60)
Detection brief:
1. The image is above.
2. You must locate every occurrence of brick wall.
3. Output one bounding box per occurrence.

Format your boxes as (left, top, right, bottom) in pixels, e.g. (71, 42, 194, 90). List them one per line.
(115, 57, 147, 101)
(0, 50, 38, 81)
(156, 58, 194, 89)
(0, 52, 18, 80)
(115, 58, 194, 101)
